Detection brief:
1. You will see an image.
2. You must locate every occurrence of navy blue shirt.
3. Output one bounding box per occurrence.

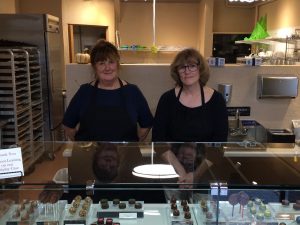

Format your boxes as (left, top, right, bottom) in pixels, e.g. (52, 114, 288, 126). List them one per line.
(63, 83, 153, 129)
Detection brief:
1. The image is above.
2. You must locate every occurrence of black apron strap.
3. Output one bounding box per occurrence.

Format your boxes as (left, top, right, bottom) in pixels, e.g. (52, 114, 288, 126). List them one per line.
(177, 85, 205, 106)
(200, 85, 205, 106)
(177, 87, 183, 99)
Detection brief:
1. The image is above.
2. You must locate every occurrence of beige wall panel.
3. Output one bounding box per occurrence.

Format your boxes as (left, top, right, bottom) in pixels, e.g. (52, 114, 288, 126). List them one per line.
(258, 0, 300, 30)
(119, 2, 199, 48)
(0, 0, 17, 13)
(18, 0, 61, 17)
(213, 0, 255, 33)
(62, 0, 115, 64)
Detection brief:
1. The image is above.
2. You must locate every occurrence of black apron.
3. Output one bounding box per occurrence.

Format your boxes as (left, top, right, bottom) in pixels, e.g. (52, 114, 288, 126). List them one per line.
(169, 85, 212, 141)
(75, 79, 138, 141)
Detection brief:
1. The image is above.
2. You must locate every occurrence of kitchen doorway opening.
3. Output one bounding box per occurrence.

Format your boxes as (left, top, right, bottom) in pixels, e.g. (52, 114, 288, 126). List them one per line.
(68, 24, 108, 63)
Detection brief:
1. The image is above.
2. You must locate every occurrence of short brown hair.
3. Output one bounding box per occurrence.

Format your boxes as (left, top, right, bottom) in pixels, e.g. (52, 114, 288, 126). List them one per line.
(170, 48, 210, 87)
(90, 39, 120, 66)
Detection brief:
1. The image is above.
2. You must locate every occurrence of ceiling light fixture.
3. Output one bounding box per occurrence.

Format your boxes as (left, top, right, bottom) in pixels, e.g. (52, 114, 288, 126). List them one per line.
(132, 143, 179, 179)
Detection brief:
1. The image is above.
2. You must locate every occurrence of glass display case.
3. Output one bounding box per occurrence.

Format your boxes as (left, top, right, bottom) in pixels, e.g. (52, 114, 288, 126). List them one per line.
(1, 141, 300, 225)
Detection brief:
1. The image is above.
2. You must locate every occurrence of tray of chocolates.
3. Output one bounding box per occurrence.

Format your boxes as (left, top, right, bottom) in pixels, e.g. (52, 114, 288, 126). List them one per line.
(64, 195, 93, 222)
(6, 199, 39, 223)
(167, 197, 195, 224)
(193, 199, 226, 224)
(246, 198, 277, 224)
(269, 200, 300, 220)
(96, 198, 144, 218)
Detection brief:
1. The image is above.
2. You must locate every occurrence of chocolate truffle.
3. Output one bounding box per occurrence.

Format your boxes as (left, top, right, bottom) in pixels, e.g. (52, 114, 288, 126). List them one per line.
(256, 212, 264, 220)
(101, 202, 109, 209)
(135, 202, 142, 209)
(97, 217, 105, 224)
(79, 209, 87, 217)
(173, 209, 180, 216)
(264, 209, 271, 218)
(171, 196, 177, 204)
(206, 212, 213, 219)
(69, 206, 77, 215)
(202, 205, 209, 212)
(106, 218, 113, 225)
(183, 205, 190, 212)
(113, 223, 120, 225)
(282, 199, 290, 206)
(72, 201, 80, 208)
(279, 223, 286, 225)
(255, 198, 262, 205)
(200, 199, 206, 207)
(82, 202, 90, 210)
(84, 196, 92, 203)
(184, 211, 191, 219)
(171, 203, 177, 210)
(119, 202, 126, 209)
(128, 198, 136, 205)
(31, 200, 38, 208)
(74, 195, 82, 202)
(293, 203, 300, 210)
(113, 199, 120, 205)
(259, 204, 267, 211)
(181, 200, 188, 206)
(100, 199, 108, 204)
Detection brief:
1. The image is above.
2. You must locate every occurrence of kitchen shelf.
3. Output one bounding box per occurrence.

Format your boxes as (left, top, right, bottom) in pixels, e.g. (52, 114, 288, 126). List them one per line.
(235, 36, 300, 45)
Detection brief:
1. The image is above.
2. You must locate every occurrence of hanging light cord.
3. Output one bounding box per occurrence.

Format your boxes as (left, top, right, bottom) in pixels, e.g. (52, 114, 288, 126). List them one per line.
(152, 0, 156, 46)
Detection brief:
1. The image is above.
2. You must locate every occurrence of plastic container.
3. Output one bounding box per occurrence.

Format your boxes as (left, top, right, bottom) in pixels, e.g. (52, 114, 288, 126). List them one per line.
(52, 168, 68, 184)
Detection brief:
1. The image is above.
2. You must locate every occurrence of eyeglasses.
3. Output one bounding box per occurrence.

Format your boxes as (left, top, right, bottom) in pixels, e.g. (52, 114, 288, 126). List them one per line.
(177, 63, 199, 73)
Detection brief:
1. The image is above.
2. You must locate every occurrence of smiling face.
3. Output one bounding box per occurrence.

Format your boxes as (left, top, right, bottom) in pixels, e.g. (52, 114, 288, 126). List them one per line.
(90, 40, 120, 83)
(177, 59, 200, 86)
(94, 59, 119, 82)
(170, 48, 210, 87)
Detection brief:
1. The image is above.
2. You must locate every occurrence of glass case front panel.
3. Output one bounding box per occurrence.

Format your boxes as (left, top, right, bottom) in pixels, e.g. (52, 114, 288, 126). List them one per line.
(1, 140, 300, 224)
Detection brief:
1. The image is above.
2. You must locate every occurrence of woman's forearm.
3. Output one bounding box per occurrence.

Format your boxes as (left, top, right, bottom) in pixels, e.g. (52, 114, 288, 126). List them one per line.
(138, 127, 151, 141)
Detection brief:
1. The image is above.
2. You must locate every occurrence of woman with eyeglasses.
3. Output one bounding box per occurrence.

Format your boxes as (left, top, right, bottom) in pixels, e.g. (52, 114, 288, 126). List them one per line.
(152, 48, 228, 142)
(63, 40, 153, 142)
(152, 48, 228, 186)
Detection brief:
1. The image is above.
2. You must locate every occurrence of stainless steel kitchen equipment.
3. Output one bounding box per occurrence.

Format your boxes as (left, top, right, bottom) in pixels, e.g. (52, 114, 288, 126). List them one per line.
(0, 14, 64, 142)
(257, 75, 298, 98)
(0, 47, 45, 171)
(218, 83, 232, 104)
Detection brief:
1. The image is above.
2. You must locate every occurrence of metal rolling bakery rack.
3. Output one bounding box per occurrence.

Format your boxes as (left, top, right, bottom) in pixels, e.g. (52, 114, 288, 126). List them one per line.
(0, 47, 45, 172)
(25, 47, 45, 162)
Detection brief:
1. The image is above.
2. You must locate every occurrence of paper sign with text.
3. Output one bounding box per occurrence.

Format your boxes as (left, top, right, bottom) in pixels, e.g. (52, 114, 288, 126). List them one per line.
(0, 147, 24, 179)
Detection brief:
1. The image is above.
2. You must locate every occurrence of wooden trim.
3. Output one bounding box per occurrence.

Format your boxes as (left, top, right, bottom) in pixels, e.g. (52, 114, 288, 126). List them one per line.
(68, 24, 75, 63)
